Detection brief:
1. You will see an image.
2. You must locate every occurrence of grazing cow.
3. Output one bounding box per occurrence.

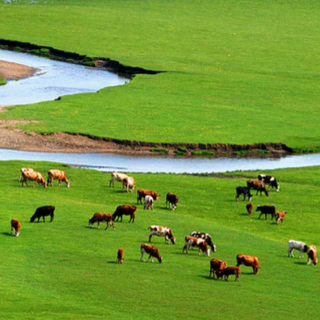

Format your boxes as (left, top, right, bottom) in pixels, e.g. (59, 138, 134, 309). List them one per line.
(109, 172, 129, 188)
(88, 212, 114, 230)
(307, 246, 318, 266)
(144, 195, 154, 211)
(246, 202, 254, 215)
(140, 243, 162, 263)
(166, 192, 179, 210)
(190, 231, 216, 252)
(288, 240, 309, 258)
(209, 258, 227, 279)
(275, 211, 286, 224)
(117, 248, 124, 264)
(113, 205, 137, 223)
(219, 266, 240, 281)
(11, 218, 21, 237)
(30, 205, 55, 223)
(256, 205, 276, 220)
(20, 168, 47, 188)
(247, 179, 269, 197)
(236, 254, 260, 274)
(258, 174, 280, 192)
(47, 169, 70, 187)
(122, 176, 135, 193)
(148, 225, 176, 244)
(137, 189, 160, 204)
(182, 236, 210, 256)
(236, 186, 252, 201)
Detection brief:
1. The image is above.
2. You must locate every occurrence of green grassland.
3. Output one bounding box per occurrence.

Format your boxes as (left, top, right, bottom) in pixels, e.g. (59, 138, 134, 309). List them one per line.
(1, 0, 320, 150)
(0, 161, 319, 319)
(0, 76, 6, 85)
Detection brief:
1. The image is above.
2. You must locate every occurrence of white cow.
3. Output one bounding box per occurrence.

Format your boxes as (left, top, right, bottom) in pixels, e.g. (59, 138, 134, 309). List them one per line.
(122, 176, 135, 193)
(288, 240, 309, 258)
(109, 172, 129, 188)
(144, 195, 154, 210)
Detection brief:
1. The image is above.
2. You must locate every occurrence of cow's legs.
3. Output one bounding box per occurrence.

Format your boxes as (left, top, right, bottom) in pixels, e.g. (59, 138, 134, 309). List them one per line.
(140, 250, 145, 262)
(149, 234, 152, 242)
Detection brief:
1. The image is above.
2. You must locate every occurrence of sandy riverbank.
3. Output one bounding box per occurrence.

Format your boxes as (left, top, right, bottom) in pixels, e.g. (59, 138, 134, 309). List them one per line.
(0, 59, 38, 80)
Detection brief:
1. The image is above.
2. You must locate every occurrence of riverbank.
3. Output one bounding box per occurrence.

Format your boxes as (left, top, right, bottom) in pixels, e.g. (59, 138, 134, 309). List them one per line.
(0, 59, 38, 80)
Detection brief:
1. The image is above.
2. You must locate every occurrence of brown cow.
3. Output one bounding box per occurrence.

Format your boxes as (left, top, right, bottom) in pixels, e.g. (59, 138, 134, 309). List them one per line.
(137, 189, 160, 204)
(246, 202, 254, 215)
(141, 243, 162, 263)
(20, 168, 47, 188)
(275, 211, 286, 224)
(247, 179, 269, 197)
(219, 266, 240, 281)
(11, 218, 21, 237)
(182, 236, 210, 256)
(166, 192, 179, 210)
(307, 245, 318, 266)
(117, 248, 124, 264)
(236, 254, 260, 274)
(113, 205, 137, 223)
(89, 212, 114, 230)
(47, 169, 70, 187)
(209, 258, 227, 279)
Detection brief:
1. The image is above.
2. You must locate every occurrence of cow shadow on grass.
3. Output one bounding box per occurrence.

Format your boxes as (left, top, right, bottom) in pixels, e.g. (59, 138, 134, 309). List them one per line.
(294, 261, 307, 265)
(1, 232, 12, 237)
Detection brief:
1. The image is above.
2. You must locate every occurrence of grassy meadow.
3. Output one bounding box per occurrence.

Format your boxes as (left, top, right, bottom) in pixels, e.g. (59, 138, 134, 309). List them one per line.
(0, 161, 319, 319)
(0, 0, 320, 150)
(0, 76, 6, 85)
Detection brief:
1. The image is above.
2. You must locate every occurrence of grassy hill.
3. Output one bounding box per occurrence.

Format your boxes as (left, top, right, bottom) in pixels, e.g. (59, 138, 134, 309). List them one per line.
(0, 0, 320, 150)
(0, 161, 319, 319)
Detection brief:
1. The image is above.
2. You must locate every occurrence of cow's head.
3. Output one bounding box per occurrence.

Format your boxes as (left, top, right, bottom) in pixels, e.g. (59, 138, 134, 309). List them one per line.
(170, 236, 176, 245)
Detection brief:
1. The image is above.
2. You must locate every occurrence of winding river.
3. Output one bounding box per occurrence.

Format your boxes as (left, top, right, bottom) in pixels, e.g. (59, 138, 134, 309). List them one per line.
(0, 49, 129, 106)
(1, 49, 320, 173)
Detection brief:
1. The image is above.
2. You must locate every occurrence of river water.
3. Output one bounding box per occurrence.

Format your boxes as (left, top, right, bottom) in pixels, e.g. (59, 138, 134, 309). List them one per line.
(1, 148, 320, 173)
(0, 49, 129, 106)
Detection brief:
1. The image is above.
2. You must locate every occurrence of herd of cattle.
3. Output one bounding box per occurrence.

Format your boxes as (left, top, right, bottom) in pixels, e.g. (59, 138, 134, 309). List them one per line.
(10, 168, 318, 282)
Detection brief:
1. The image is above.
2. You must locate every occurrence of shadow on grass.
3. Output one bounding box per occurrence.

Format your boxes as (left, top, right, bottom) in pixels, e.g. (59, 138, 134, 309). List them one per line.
(294, 261, 307, 265)
(1, 232, 13, 237)
(239, 213, 249, 216)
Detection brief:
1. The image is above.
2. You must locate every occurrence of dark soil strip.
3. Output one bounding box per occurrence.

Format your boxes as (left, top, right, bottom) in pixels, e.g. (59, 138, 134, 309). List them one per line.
(0, 39, 163, 78)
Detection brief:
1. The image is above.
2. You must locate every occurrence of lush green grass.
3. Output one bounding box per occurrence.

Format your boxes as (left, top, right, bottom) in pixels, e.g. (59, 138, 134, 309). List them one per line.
(0, 0, 320, 149)
(0, 76, 6, 85)
(0, 161, 319, 319)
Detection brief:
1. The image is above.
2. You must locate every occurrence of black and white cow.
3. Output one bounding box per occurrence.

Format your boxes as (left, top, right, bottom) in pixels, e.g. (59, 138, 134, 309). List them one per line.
(190, 231, 216, 252)
(258, 174, 280, 192)
(236, 186, 252, 201)
(288, 240, 309, 258)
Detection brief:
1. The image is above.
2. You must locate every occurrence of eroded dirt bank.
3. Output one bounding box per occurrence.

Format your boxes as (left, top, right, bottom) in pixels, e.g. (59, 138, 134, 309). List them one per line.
(0, 120, 293, 157)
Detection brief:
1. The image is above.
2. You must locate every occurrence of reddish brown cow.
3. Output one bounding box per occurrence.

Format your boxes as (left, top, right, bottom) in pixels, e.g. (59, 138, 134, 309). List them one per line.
(47, 169, 70, 187)
(113, 205, 137, 223)
(275, 211, 286, 224)
(307, 246, 318, 266)
(219, 266, 240, 281)
(117, 248, 124, 264)
(20, 168, 47, 188)
(89, 212, 114, 230)
(141, 243, 162, 263)
(209, 258, 227, 279)
(246, 202, 254, 215)
(137, 189, 160, 204)
(11, 218, 21, 237)
(236, 254, 260, 274)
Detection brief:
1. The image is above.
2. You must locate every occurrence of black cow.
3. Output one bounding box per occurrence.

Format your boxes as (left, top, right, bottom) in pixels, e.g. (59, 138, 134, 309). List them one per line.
(258, 174, 280, 192)
(256, 205, 276, 220)
(236, 186, 252, 201)
(30, 205, 55, 223)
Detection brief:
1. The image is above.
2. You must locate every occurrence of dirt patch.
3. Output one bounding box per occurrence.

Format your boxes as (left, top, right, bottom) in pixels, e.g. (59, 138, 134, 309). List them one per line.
(0, 59, 39, 80)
